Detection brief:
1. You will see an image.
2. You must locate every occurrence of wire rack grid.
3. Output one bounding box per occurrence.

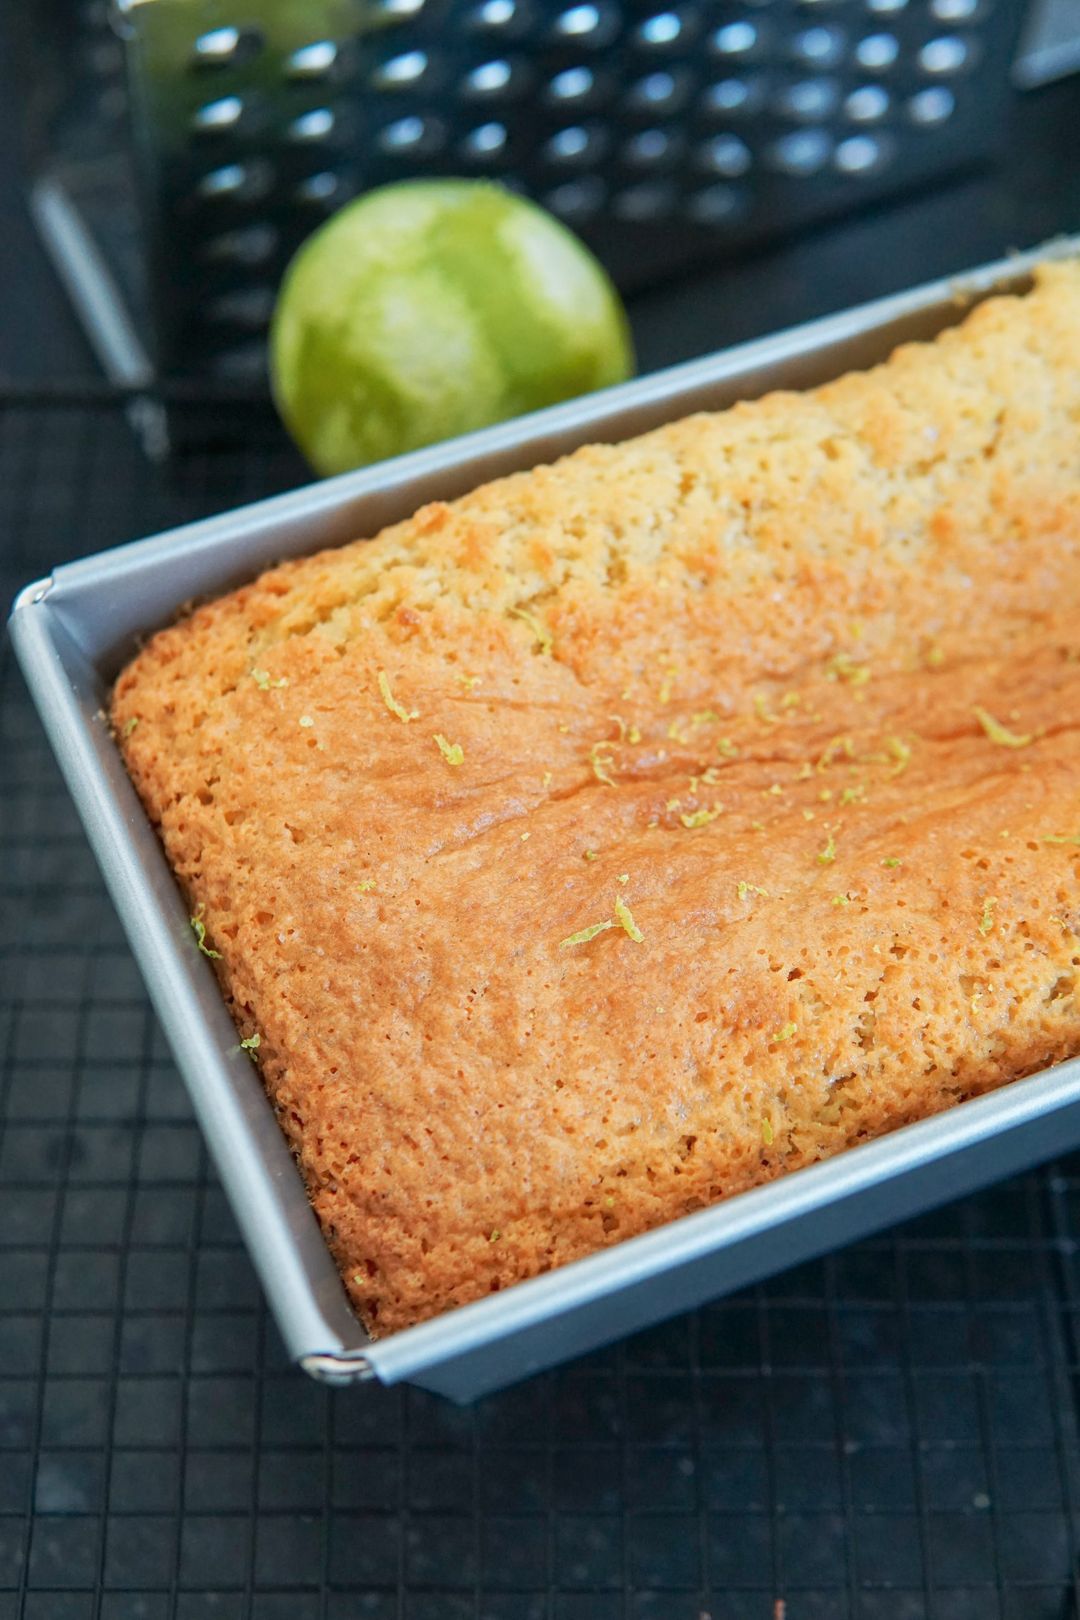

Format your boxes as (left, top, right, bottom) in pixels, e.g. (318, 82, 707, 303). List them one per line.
(3, 388, 1080, 1620)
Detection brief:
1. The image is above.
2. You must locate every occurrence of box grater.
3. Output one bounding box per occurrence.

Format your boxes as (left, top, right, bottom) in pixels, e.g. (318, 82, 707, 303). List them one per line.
(25, 0, 1028, 387)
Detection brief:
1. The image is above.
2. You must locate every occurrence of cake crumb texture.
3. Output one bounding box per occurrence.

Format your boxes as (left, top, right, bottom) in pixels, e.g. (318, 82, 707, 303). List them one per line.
(113, 263, 1080, 1335)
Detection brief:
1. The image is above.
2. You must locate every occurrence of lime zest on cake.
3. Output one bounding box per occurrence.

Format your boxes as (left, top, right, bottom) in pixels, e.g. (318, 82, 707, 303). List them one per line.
(510, 607, 553, 655)
(817, 736, 854, 772)
(610, 715, 643, 746)
(773, 1021, 797, 1042)
(973, 706, 1031, 748)
(251, 668, 288, 691)
(590, 743, 616, 787)
(887, 735, 913, 774)
(827, 653, 871, 687)
(614, 895, 644, 942)
(560, 918, 615, 948)
(377, 669, 419, 723)
(122, 716, 140, 737)
(190, 910, 221, 959)
(979, 897, 997, 936)
(434, 733, 464, 765)
(680, 806, 721, 829)
(817, 833, 837, 865)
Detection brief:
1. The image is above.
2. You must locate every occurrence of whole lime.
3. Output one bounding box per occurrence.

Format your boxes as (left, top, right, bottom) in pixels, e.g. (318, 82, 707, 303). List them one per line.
(269, 180, 635, 476)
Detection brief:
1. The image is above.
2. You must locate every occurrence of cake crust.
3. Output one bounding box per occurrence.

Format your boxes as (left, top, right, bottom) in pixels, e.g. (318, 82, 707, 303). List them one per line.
(114, 265, 1080, 1335)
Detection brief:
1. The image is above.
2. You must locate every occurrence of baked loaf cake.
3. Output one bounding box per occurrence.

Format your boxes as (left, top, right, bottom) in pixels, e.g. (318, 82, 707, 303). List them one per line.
(114, 263, 1080, 1335)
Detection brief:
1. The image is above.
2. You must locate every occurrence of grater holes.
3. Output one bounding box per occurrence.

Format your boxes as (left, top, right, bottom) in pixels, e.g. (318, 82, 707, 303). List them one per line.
(287, 108, 339, 144)
(699, 77, 766, 118)
(621, 127, 682, 168)
(854, 31, 899, 69)
(919, 34, 976, 73)
(370, 0, 427, 17)
(191, 96, 246, 136)
(710, 20, 764, 58)
(544, 176, 607, 218)
(460, 122, 509, 160)
(773, 77, 841, 120)
(612, 179, 677, 220)
(790, 24, 847, 65)
(931, 0, 985, 19)
(467, 0, 529, 31)
(550, 65, 599, 102)
(768, 127, 833, 173)
(370, 51, 430, 90)
(844, 83, 891, 120)
(695, 133, 753, 176)
(907, 84, 956, 122)
(294, 171, 353, 207)
(551, 4, 620, 46)
(834, 131, 894, 174)
(200, 225, 279, 268)
(461, 58, 532, 99)
(196, 160, 274, 203)
(623, 69, 693, 114)
(377, 114, 447, 155)
(190, 25, 264, 70)
(633, 10, 698, 49)
(544, 123, 609, 164)
(206, 287, 276, 329)
(284, 42, 340, 82)
(684, 182, 746, 224)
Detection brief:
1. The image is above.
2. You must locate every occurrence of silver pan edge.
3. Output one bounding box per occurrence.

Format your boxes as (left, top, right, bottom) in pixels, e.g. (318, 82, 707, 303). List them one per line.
(10, 234, 1080, 1401)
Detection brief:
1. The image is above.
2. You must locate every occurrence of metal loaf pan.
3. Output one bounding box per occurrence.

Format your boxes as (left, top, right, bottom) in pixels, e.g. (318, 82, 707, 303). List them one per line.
(10, 236, 1080, 1401)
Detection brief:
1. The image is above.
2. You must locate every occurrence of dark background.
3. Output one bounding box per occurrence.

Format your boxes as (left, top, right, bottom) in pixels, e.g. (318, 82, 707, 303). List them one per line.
(4, 8, 1080, 1619)
(3, 18, 1080, 382)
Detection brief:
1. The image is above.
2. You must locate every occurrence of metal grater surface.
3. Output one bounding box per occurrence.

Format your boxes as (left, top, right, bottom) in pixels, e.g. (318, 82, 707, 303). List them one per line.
(78, 0, 1024, 377)
(7, 385, 1080, 1616)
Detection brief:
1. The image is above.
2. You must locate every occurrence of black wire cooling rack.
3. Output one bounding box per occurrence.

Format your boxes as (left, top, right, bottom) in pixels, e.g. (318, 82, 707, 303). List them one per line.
(4, 387, 1080, 1620)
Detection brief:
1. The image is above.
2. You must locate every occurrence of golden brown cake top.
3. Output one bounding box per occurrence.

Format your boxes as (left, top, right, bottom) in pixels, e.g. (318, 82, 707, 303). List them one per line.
(114, 264, 1080, 1333)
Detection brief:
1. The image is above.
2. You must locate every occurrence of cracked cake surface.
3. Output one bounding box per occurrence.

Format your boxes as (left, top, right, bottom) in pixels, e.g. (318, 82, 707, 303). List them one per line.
(113, 263, 1080, 1335)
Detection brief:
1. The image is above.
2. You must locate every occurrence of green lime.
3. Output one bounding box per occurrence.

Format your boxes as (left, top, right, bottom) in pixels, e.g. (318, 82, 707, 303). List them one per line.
(269, 180, 635, 476)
